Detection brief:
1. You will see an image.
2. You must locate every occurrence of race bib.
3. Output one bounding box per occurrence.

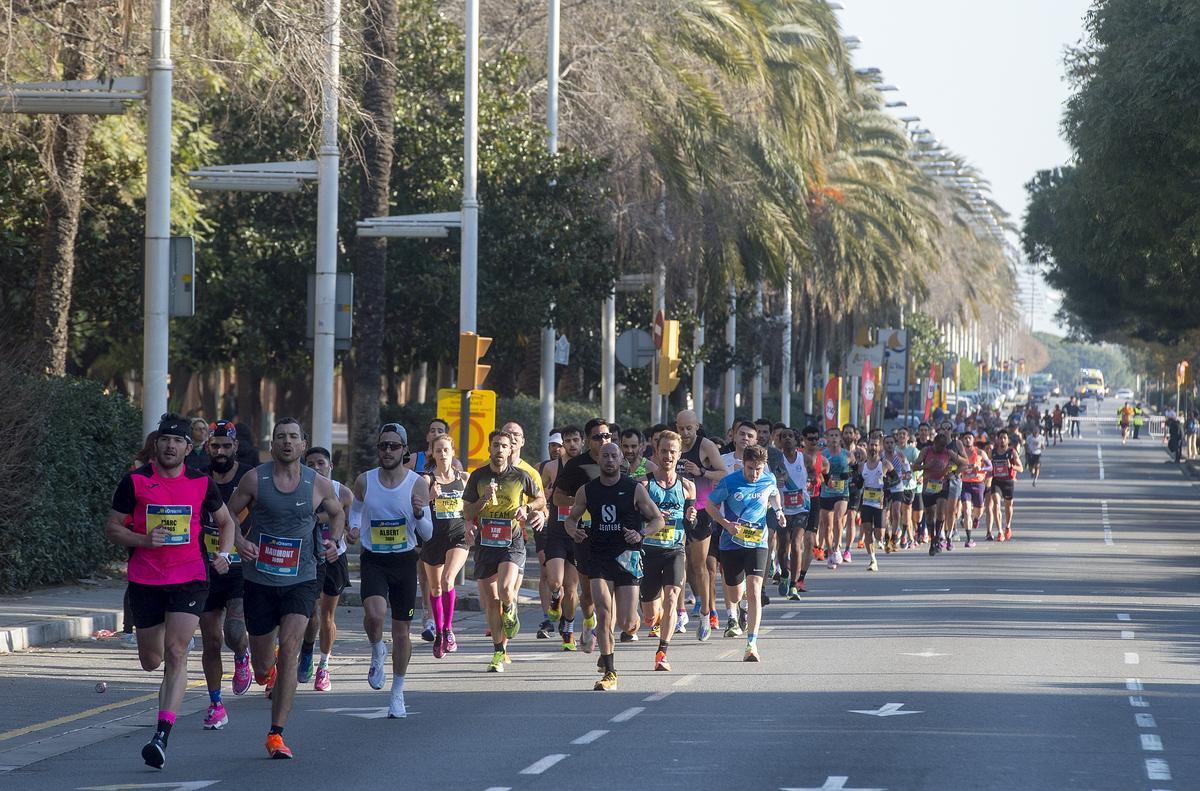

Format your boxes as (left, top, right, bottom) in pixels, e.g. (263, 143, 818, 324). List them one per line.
(782, 490, 804, 508)
(644, 514, 682, 548)
(434, 496, 464, 519)
(202, 526, 240, 563)
(147, 504, 191, 546)
(255, 533, 302, 577)
(924, 480, 944, 495)
(480, 517, 514, 548)
(826, 478, 848, 497)
(370, 518, 408, 552)
(863, 487, 884, 509)
(616, 549, 644, 579)
(733, 520, 765, 548)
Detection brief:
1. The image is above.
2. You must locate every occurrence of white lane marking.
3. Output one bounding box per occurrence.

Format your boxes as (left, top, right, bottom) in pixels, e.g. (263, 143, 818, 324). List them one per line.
(1135, 713, 1158, 728)
(1117, 613, 1131, 621)
(79, 784, 220, 790)
(643, 691, 673, 702)
(571, 730, 609, 745)
(995, 588, 1044, 593)
(780, 776, 886, 791)
(901, 651, 947, 658)
(848, 702, 922, 717)
(1145, 758, 1172, 780)
(673, 673, 699, 687)
(902, 588, 950, 592)
(717, 649, 738, 659)
(1141, 734, 1163, 751)
(1125, 652, 1140, 664)
(1121, 631, 1135, 640)
(1126, 678, 1144, 691)
(1097, 444, 1105, 479)
(483, 787, 512, 791)
(519, 754, 569, 775)
(781, 611, 800, 620)
(610, 706, 645, 723)
(1102, 500, 1113, 545)
(1130, 696, 1150, 707)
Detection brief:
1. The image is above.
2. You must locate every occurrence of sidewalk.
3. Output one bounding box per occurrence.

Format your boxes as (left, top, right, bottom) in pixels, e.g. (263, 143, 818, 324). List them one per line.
(0, 566, 540, 655)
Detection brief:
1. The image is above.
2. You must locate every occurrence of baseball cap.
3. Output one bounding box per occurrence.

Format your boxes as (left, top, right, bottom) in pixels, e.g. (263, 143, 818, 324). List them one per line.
(379, 422, 409, 445)
(548, 432, 563, 445)
(209, 420, 237, 440)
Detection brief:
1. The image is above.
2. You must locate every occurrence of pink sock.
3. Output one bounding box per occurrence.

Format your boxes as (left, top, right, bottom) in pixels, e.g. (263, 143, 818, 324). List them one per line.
(157, 710, 176, 725)
(442, 589, 456, 632)
(430, 595, 445, 632)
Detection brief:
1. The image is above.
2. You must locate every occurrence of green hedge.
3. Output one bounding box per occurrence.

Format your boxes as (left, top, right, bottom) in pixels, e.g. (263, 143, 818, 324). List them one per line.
(0, 373, 141, 593)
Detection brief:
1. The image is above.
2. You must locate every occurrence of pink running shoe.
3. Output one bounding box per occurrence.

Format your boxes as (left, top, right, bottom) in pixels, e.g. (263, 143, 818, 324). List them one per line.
(841, 550, 852, 564)
(432, 632, 445, 660)
(232, 653, 251, 696)
(203, 702, 228, 730)
(314, 666, 331, 692)
(443, 630, 458, 653)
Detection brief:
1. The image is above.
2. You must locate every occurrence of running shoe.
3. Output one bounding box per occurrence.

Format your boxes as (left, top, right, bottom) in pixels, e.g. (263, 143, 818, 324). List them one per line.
(929, 540, 940, 556)
(487, 650, 505, 672)
(738, 606, 748, 632)
(266, 732, 293, 759)
(842, 550, 852, 564)
(744, 644, 760, 662)
(561, 633, 577, 651)
(794, 578, 807, 593)
(444, 630, 458, 653)
(708, 612, 719, 631)
(787, 586, 801, 600)
(772, 569, 782, 583)
(691, 601, 702, 616)
(501, 604, 520, 639)
(697, 621, 711, 641)
(120, 631, 137, 646)
(857, 538, 865, 549)
(1004, 527, 1012, 541)
(314, 666, 331, 692)
(433, 631, 445, 659)
(944, 540, 953, 552)
(368, 646, 387, 690)
(778, 577, 789, 597)
(814, 547, 826, 561)
(581, 628, 597, 654)
(421, 618, 436, 642)
(594, 671, 618, 691)
(141, 733, 167, 769)
(263, 664, 277, 699)
(761, 590, 771, 607)
(676, 610, 689, 633)
(724, 617, 742, 638)
(619, 630, 638, 642)
(648, 624, 661, 639)
(232, 652, 252, 696)
(548, 596, 562, 623)
(503, 651, 512, 665)
(536, 619, 553, 639)
(867, 558, 878, 572)
(203, 702, 228, 730)
(827, 554, 838, 570)
(297, 647, 314, 683)
(965, 540, 977, 548)
(388, 691, 407, 719)
(654, 650, 671, 671)
(985, 533, 995, 541)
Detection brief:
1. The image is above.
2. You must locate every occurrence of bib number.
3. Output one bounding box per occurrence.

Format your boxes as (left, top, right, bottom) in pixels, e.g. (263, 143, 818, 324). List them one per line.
(203, 526, 239, 563)
(863, 487, 884, 509)
(782, 490, 804, 509)
(147, 504, 191, 546)
(480, 517, 514, 548)
(826, 478, 847, 497)
(255, 533, 302, 577)
(924, 480, 944, 495)
(434, 496, 463, 519)
(733, 520, 765, 548)
(644, 515, 682, 548)
(370, 518, 409, 552)
(616, 549, 644, 579)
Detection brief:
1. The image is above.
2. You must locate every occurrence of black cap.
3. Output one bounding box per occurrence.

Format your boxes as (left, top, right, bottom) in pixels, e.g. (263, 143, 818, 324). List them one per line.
(157, 414, 192, 443)
(210, 420, 237, 440)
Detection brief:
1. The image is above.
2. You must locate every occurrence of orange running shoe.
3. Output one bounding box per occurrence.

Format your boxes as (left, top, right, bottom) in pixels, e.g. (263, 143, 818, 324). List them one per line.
(265, 732, 293, 759)
(654, 650, 671, 672)
(814, 547, 826, 561)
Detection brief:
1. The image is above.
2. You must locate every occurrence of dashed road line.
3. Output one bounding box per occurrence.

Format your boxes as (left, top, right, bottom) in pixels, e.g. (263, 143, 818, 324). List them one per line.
(1117, 613, 1131, 621)
(1135, 713, 1157, 728)
(1121, 630, 1134, 640)
(571, 730, 609, 745)
(643, 691, 672, 702)
(1145, 758, 1171, 780)
(609, 707, 644, 723)
(1125, 652, 1140, 664)
(1097, 444, 1105, 479)
(519, 754, 568, 775)
(1101, 500, 1113, 545)
(1140, 734, 1163, 751)
(673, 673, 699, 686)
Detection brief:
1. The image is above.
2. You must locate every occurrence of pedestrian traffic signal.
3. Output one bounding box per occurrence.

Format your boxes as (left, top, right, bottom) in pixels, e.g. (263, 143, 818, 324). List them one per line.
(457, 331, 492, 391)
(657, 319, 681, 394)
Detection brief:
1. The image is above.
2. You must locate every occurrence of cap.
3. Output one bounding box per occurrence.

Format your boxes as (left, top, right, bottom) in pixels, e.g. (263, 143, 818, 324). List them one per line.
(548, 432, 563, 445)
(157, 414, 192, 443)
(210, 420, 237, 440)
(379, 422, 409, 445)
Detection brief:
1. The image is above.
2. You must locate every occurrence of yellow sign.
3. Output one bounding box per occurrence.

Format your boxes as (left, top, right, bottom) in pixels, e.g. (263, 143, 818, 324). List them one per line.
(437, 388, 497, 468)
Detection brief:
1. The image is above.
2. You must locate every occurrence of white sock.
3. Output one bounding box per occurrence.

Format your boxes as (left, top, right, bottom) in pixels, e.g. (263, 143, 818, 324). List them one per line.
(319, 651, 331, 666)
(726, 607, 736, 620)
(391, 674, 405, 693)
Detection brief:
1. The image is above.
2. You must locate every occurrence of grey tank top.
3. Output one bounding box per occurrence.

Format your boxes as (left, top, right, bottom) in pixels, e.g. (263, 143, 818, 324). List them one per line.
(242, 462, 318, 586)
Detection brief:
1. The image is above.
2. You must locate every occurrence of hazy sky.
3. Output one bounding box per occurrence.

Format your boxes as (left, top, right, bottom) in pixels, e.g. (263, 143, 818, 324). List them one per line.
(836, 0, 1093, 336)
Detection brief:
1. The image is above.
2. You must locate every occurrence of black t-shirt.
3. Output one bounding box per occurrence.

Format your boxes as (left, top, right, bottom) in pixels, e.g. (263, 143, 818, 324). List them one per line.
(583, 474, 642, 559)
(555, 451, 602, 501)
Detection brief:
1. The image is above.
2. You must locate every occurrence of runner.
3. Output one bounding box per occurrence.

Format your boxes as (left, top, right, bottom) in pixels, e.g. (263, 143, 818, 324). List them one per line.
(499, 420, 548, 636)
(909, 423, 933, 545)
(717, 421, 760, 635)
(106, 413, 237, 768)
(301, 446, 353, 691)
(882, 433, 911, 555)
(565, 443, 664, 689)
(620, 428, 657, 477)
(421, 434, 469, 658)
(1026, 426, 1046, 487)
(795, 425, 825, 591)
(198, 421, 254, 730)
(345, 423, 432, 717)
(464, 430, 545, 672)
(987, 430, 1023, 541)
(535, 430, 565, 637)
(1118, 402, 1133, 444)
(840, 424, 865, 563)
(857, 436, 893, 571)
(674, 410, 728, 641)
(226, 418, 345, 755)
(956, 431, 992, 548)
(706, 445, 784, 661)
(541, 425, 584, 649)
(774, 426, 809, 598)
(637, 431, 696, 671)
(819, 428, 851, 569)
(410, 417, 458, 642)
(912, 427, 966, 556)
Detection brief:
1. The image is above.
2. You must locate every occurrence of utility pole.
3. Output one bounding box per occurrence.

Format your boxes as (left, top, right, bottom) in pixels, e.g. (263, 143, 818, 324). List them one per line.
(311, 0, 340, 449)
(539, 0, 560, 456)
(142, 0, 172, 435)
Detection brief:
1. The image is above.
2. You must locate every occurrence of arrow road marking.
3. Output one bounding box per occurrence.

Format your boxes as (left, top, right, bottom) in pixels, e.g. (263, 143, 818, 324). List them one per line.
(849, 703, 922, 717)
(781, 777, 886, 791)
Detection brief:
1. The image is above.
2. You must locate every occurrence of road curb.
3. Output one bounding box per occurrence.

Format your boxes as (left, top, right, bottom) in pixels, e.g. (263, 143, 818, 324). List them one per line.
(0, 609, 124, 655)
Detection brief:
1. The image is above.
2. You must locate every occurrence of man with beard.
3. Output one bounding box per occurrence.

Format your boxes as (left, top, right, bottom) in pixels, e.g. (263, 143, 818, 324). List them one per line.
(106, 413, 237, 768)
(226, 418, 345, 757)
(674, 410, 727, 641)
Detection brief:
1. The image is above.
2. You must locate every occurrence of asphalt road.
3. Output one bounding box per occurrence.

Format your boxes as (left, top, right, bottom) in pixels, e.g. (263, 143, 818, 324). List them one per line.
(1, 425, 1197, 791)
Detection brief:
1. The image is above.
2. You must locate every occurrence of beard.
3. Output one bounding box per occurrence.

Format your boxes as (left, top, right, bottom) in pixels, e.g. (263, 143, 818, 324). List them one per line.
(210, 454, 235, 474)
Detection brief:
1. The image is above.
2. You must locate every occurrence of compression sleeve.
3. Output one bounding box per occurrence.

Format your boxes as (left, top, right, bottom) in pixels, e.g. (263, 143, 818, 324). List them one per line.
(349, 496, 364, 531)
(411, 508, 434, 542)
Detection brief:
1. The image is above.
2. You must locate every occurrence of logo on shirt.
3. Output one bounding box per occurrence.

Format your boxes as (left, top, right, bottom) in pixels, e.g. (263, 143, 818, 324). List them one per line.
(601, 504, 617, 524)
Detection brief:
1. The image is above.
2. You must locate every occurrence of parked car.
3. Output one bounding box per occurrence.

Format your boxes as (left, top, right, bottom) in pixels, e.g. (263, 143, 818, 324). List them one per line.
(1113, 387, 1134, 401)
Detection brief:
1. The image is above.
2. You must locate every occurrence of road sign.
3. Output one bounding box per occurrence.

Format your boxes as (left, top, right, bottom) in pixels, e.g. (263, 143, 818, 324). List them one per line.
(880, 328, 908, 393)
(554, 334, 570, 365)
(437, 387, 496, 468)
(616, 328, 655, 369)
(306, 272, 354, 351)
(844, 343, 884, 376)
(653, 309, 665, 350)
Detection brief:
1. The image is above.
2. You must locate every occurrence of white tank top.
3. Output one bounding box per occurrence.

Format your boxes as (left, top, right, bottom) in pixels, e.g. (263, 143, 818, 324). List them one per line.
(360, 468, 418, 554)
(861, 459, 886, 489)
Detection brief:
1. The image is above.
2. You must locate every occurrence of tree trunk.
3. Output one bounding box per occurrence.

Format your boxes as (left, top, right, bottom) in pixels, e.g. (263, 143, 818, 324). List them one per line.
(29, 2, 96, 376)
(236, 364, 264, 444)
(350, 0, 398, 475)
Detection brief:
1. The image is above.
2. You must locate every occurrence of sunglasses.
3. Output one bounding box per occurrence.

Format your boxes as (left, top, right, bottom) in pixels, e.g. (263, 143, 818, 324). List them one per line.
(591, 432, 612, 441)
(377, 441, 405, 452)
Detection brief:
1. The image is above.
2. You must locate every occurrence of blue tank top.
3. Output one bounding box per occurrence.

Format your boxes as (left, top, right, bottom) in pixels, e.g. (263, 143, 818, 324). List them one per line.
(643, 476, 685, 550)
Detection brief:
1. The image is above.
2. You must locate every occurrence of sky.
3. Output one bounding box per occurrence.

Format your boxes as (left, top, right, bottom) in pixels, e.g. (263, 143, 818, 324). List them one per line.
(835, 0, 1094, 336)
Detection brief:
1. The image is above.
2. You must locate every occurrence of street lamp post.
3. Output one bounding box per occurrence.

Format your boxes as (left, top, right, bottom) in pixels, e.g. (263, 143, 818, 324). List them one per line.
(461, 0, 480, 335)
(539, 0, 560, 455)
(143, 0, 173, 435)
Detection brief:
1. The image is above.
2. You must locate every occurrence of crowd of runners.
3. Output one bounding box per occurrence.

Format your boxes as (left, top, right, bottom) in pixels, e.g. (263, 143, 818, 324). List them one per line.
(107, 403, 1051, 768)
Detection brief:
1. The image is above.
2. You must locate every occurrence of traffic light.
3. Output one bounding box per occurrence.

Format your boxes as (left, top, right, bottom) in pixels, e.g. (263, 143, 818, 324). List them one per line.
(457, 331, 492, 391)
(657, 319, 681, 394)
